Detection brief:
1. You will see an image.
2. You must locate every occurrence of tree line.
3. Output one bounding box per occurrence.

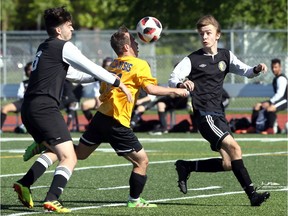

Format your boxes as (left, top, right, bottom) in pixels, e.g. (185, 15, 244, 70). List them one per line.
(1, 0, 287, 31)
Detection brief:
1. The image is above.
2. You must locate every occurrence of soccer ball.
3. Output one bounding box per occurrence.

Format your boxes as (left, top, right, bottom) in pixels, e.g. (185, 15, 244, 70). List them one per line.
(136, 16, 162, 43)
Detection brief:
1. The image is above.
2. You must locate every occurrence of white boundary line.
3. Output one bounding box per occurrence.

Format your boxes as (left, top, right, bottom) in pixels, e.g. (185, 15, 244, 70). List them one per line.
(1, 137, 288, 142)
(6, 187, 288, 216)
(1, 151, 287, 178)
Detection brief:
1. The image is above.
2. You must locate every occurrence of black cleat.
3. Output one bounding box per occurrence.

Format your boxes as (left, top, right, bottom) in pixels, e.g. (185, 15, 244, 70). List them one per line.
(250, 191, 270, 206)
(175, 160, 190, 194)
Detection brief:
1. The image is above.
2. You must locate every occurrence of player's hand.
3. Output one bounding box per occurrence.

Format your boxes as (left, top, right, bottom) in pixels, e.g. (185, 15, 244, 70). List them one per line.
(174, 88, 190, 97)
(255, 63, 268, 73)
(261, 101, 270, 109)
(119, 82, 133, 103)
(179, 80, 195, 91)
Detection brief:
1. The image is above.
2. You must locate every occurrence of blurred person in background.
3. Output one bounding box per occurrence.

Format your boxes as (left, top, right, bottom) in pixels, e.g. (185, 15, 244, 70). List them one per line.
(81, 57, 113, 124)
(245, 58, 287, 134)
(0, 61, 32, 133)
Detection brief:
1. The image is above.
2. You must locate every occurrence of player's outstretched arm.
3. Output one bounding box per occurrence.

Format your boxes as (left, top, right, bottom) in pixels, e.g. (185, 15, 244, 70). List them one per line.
(145, 84, 189, 97)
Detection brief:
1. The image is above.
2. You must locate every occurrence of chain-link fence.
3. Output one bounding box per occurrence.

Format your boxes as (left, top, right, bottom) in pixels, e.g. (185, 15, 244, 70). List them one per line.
(0, 29, 287, 110)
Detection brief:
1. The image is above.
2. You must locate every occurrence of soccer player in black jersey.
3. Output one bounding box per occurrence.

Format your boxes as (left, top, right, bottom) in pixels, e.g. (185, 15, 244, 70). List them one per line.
(169, 15, 270, 206)
(13, 7, 132, 213)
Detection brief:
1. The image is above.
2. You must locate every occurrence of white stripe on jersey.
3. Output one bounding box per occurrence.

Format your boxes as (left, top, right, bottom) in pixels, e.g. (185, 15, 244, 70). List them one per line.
(274, 99, 287, 108)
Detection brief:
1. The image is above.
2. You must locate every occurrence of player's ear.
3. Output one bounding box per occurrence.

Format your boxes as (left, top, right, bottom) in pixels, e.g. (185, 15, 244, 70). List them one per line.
(123, 44, 130, 52)
(216, 32, 221, 40)
(55, 26, 61, 35)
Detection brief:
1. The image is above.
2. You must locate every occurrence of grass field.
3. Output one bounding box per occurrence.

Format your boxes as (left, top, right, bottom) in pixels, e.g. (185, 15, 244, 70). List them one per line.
(0, 132, 287, 216)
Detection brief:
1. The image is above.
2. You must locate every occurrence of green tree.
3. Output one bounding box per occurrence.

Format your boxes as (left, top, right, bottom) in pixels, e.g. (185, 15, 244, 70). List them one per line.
(1, 0, 287, 30)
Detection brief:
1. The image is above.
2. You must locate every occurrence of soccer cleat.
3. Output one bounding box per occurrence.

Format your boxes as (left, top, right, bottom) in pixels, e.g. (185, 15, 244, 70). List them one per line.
(43, 200, 71, 213)
(250, 191, 270, 206)
(23, 141, 46, 161)
(175, 160, 190, 194)
(127, 197, 157, 207)
(13, 182, 33, 208)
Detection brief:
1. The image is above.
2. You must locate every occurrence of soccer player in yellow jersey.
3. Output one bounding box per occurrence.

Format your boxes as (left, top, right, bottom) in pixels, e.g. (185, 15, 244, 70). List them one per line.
(19, 25, 189, 209)
(76, 25, 189, 207)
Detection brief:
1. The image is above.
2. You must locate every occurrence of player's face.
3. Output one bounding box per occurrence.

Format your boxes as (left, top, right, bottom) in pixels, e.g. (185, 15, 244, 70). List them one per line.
(128, 33, 139, 57)
(198, 24, 220, 51)
(58, 21, 74, 41)
(271, 63, 281, 76)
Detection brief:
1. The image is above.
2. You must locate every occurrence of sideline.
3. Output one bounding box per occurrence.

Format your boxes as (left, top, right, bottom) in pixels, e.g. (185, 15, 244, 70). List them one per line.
(1, 151, 287, 178)
(6, 187, 287, 216)
(1, 137, 288, 142)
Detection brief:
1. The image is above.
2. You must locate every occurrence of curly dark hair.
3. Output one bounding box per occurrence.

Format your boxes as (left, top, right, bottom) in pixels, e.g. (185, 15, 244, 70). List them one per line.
(44, 6, 72, 37)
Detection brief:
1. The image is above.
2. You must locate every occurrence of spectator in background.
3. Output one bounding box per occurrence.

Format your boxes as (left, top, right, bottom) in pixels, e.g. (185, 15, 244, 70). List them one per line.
(59, 80, 79, 129)
(148, 94, 189, 135)
(242, 58, 287, 134)
(81, 57, 113, 123)
(130, 88, 156, 129)
(0, 61, 32, 133)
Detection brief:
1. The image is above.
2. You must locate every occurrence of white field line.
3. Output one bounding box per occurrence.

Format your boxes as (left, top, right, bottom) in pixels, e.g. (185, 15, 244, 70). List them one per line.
(1, 151, 287, 178)
(6, 187, 288, 216)
(1, 137, 288, 142)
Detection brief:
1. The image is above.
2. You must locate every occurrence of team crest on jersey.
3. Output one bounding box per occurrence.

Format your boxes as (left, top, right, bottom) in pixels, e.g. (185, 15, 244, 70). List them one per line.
(218, 61, 226, 72)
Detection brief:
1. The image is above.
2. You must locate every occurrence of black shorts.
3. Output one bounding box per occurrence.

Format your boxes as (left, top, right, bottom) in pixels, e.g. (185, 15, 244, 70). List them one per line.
(21, 95, 72, 145)
(12, 99, 24, 112)
(195, 112, 232, 151)
(80, 112, 143, 156)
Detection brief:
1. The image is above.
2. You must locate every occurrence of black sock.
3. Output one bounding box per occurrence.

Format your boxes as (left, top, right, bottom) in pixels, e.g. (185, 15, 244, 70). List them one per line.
(129, 172, 147, 199)
(83, 110, 93, 121)
(187, 159, 225, 172)
(266, 111, 277, 128)
(131, 112, 143, 125)
(18, 154, 52, 187)
(251, 109, 259, 127)
(231, 159, 255, 197)
(45, 166, 72, 201)
(1, 112, 7, 129)
(158, 112, 167, 129)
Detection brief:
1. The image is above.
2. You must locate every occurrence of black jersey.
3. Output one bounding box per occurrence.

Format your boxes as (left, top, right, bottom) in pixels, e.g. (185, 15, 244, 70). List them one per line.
(25, 38, 68, 104)
(271, 74, 287, 103)
(187, 48, 230, 113)
(169, 48, 259, 114)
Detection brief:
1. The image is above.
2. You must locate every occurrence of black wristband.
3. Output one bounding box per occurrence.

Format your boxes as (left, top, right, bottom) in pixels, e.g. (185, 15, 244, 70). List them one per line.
(112, 78, 120, 87)
(253, 66, 260, 74)
(176, 83, 182, 88)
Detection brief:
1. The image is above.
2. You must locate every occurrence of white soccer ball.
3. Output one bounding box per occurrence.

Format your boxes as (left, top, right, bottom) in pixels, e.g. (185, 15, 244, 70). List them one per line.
(136, 16, 162, 43)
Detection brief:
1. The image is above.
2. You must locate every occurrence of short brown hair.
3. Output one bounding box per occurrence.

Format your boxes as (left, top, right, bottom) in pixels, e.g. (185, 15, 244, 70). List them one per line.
(196, 15, 221, 34)
(110, 25, 130, 56)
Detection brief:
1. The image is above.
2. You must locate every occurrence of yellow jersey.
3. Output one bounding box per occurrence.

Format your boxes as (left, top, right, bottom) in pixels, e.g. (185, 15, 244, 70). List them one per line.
(98, 56, 157, 128)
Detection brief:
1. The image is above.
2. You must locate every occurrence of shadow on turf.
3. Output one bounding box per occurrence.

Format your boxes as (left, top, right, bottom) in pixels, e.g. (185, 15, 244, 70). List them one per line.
(156, 202, 249, 207)
(64, 200, 249, 207)
(1, 203, 43, 212)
